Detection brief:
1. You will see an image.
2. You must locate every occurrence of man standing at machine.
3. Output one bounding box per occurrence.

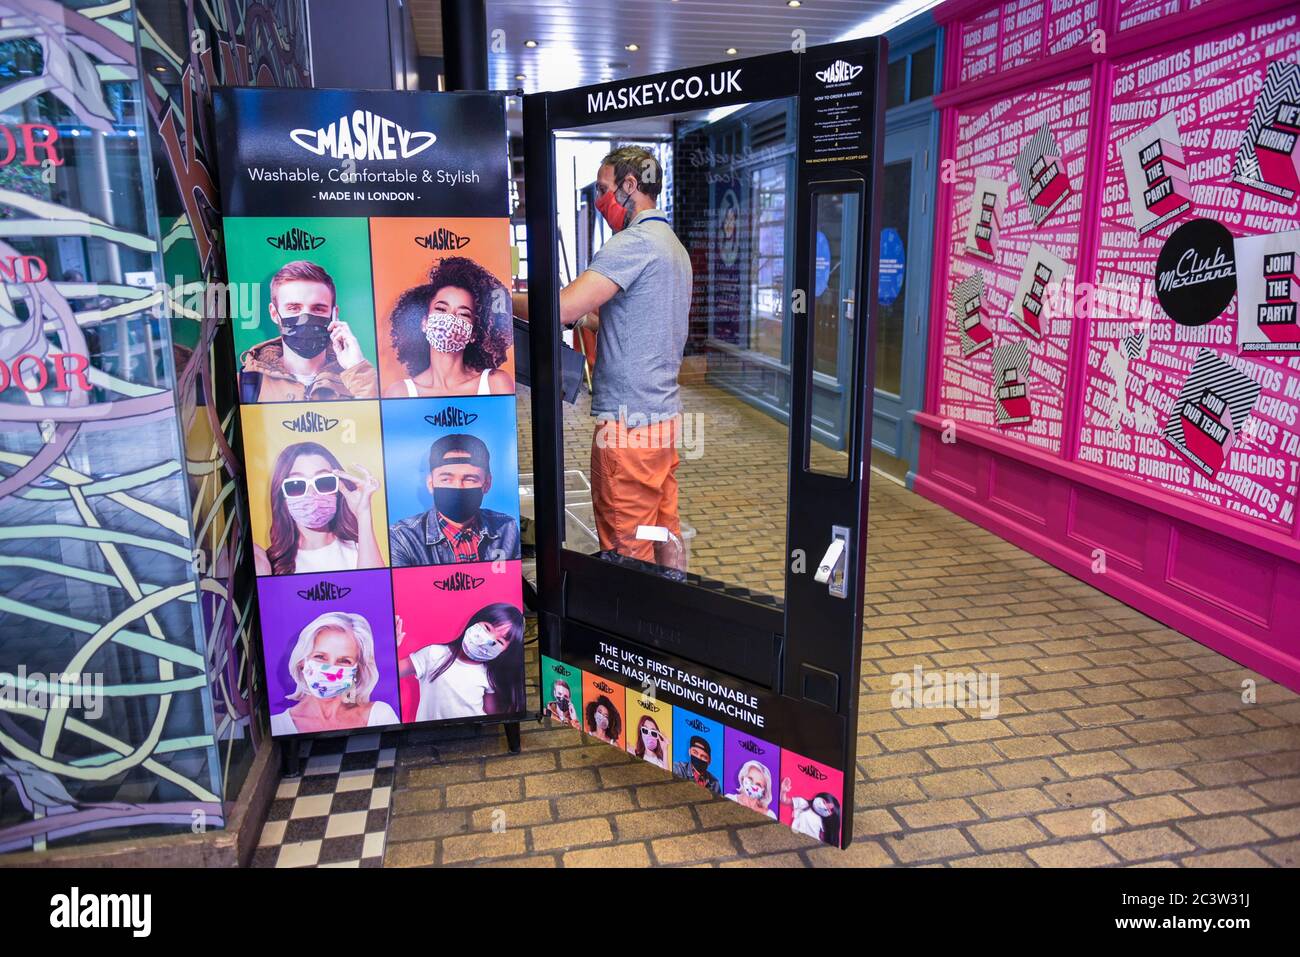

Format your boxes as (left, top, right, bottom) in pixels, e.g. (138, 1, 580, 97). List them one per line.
(558, 145, 692, 566)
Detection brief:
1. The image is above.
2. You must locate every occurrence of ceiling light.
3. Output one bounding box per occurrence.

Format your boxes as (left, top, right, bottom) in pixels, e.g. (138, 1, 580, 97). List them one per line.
(515, 74, 526, 81)
(524, 39, 538, 48)
(788, 0, 802, 6)
(725, 47, 738, 55)
(837, 0, 944, 38)
(706, 104, 745, 122)
(625, 43, 639, 51)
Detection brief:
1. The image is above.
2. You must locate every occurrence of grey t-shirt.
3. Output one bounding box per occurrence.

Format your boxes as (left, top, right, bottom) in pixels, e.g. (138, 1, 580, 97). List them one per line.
(585, 208, 692, 420)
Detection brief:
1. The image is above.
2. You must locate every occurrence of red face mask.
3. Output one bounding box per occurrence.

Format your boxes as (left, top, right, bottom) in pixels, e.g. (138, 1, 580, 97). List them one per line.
(595, 186, 632, 233)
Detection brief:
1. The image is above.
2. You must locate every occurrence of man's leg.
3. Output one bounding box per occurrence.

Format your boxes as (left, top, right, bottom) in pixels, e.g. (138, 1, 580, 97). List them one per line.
(653, 417, 683, 568)
(590, 420, 622, 553)
(591, 420, 668, 563)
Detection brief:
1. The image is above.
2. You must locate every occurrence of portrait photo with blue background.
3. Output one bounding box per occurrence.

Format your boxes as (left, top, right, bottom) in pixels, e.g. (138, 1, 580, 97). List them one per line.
(672, 706, 726, 793)
(379, 395, 521, 532)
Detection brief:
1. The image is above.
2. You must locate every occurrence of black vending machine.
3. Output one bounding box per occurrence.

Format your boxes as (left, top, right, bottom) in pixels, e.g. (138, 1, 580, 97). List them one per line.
(524, 37, 884, 847)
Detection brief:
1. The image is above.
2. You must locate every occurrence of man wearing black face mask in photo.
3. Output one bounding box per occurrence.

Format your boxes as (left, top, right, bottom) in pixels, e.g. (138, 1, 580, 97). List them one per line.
(545, 679, 578, 727)
(672, 735, 721, 794)
(240, 260, 378, 402)
(388, 433, 520, 567)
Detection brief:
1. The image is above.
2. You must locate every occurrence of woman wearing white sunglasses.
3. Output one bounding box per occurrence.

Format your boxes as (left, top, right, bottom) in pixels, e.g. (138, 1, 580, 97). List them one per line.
(253, 441, 382, 575)
(632, 714, 669, 769)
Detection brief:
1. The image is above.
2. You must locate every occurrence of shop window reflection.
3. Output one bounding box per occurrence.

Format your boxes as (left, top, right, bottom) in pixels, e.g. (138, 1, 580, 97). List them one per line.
(549, 100, 799, 601)
(749, 163, 786, 360)
(0, 12, 217, 852)
(0, 53, 169, 406)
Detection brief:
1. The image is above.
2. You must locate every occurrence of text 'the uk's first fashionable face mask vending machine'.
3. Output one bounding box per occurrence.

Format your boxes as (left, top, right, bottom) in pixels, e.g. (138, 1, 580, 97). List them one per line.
(524, 38, 885, 847)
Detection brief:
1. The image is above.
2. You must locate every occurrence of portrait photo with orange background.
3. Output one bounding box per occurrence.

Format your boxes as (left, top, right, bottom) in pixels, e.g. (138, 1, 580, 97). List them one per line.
(369, 217, 515, 396)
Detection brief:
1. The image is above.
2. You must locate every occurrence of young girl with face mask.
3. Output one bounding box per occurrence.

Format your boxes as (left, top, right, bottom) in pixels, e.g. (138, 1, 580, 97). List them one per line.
(780, 777, 842, 846)
(383, 257, 514, 398)
(253, 442, 382, 576)
(726, 760, 777, 819)
(396, 603, 525, 721)
(271, 613, 398, 735)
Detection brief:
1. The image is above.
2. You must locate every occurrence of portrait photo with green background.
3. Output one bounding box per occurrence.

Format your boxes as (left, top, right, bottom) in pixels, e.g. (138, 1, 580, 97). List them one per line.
(223, 216, 378, 364)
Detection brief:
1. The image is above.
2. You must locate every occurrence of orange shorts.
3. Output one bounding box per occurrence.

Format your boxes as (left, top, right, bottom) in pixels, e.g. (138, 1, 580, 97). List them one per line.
(590, 416, 681, 564)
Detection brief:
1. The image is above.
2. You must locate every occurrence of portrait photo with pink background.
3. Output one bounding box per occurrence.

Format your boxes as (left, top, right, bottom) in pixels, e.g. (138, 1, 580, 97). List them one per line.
(392, 560, 523, 721)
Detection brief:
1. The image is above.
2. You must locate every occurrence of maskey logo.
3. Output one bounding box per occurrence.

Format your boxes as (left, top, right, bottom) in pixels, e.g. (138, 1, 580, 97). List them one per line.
(423, 407, 478, 428)
(416, 228, 471, 251)
(50, 887, 151, 938)
(282, 411, 339, 433)
(297, 580, 351, 601)
(815, 59, 863, 85)
(290, 109, 436, 161)
(267, 227, 326, 251)
(433, 571, 485, 591)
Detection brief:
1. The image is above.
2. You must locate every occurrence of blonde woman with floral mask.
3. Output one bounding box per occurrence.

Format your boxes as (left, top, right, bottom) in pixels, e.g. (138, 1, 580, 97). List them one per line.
(271, 612, 398, 735)
(726, 759, 777, 819)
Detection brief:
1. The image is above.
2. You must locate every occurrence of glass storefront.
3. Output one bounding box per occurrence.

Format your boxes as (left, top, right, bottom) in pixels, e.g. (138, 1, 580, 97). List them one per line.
(0, 1, 224, 853)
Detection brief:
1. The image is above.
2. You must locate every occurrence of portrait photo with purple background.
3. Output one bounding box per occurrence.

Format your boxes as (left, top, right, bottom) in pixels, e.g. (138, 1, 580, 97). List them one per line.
(723, 726, 781, 820)
(256, 568, 401, 736)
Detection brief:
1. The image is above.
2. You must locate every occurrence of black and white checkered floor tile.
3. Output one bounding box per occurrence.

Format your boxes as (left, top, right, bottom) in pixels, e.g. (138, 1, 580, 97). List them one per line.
(251, 731, 397, 868)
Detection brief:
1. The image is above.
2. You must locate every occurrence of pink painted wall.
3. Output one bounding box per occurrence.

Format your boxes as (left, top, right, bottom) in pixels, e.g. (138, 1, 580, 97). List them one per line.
(940, 75, 1092, 453)
(1078, 22, 1300, 529)
(956, 0, 1099, 82)
(919, 0, 1300, 690)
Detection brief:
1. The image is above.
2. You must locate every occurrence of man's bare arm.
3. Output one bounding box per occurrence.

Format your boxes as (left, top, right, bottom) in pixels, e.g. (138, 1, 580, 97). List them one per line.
(559, 269, 619, 327)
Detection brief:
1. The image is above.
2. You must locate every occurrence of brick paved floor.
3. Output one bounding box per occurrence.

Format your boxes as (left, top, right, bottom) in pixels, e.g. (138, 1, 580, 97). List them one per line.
(526, 369, 849, 596)
(374, 376, 1300, 867)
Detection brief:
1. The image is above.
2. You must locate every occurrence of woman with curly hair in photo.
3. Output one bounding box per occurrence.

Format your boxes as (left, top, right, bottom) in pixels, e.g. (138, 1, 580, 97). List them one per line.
(383, 256, 515, 397)
(584, 694, 622, 745)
